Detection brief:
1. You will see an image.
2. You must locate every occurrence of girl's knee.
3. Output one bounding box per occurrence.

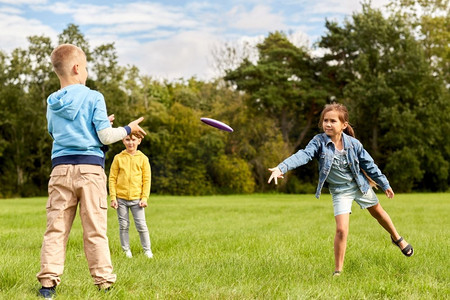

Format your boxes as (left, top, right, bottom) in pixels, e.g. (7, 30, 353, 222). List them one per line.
(369, 204, 387, 219)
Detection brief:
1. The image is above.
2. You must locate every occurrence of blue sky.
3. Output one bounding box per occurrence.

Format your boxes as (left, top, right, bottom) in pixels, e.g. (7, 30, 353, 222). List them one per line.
(0, 0, 389, 80)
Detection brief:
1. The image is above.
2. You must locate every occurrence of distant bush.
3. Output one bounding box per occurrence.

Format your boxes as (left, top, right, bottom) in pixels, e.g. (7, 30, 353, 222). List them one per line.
(210, 155, 255, 194)
(285, 175, 316, 194)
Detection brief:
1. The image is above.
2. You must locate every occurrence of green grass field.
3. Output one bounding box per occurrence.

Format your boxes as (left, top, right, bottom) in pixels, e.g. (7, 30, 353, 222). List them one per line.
(0, 193, 448, 299)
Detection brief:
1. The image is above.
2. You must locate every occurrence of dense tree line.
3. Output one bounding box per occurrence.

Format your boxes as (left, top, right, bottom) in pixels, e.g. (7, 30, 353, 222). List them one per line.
(0, 1, 448, 197)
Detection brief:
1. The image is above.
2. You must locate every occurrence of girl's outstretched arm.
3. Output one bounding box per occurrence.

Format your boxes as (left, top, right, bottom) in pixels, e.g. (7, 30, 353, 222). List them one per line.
(268, 167, 284, 185)
(268, 135, 321, 185)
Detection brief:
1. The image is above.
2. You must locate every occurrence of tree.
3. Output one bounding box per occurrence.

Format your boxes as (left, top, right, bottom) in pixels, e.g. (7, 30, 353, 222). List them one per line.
(23, 36, 57, 192)
(224, 32, 328, 190)
(210, 38, 261, 79)
(146, 102, 215, 195)
(318, 3, 449, 191)
(0, 35, 55, 196)
(389, 0, 450, 85)
(0, 51, 9, 160)
(225, 32, 329, 151)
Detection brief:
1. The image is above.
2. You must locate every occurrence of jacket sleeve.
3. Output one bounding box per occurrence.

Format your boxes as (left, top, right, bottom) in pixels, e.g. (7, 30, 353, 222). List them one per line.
(109, 157, 119, 201)
(277, 136, 321, 174)
(141, 157, 151, 203)
(355, 141, 391, 191)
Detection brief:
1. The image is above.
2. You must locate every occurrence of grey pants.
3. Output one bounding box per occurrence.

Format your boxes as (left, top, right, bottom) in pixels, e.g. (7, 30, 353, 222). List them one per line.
(117, 199, 151, 252)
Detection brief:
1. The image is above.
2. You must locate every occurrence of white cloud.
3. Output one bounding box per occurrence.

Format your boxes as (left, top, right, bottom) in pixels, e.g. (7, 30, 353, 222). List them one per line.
(43, 2, 194, 29)
(38, 1, 79, 14)
(309, 0, 360, 15)
(0, 12, 57, 52)
(76, 3, 184, 26)
(0, 0, 46, 4)
(227, 5, 286, 32)
(309, 0, 390, 15)
(0, 0, 394, 80)
(116, 30, 220, 80)
(0, 6, 21, 14)
(24, 1, 299, 80)
(37, 1, 203, 43)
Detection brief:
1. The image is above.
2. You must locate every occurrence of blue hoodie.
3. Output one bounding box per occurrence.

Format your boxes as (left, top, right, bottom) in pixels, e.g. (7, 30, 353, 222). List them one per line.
(47, 84, 111, 167)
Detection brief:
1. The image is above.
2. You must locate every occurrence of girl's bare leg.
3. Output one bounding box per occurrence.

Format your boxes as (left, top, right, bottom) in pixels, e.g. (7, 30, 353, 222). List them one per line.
(367, 203, 412, 254)
(334, 213, 350, 272)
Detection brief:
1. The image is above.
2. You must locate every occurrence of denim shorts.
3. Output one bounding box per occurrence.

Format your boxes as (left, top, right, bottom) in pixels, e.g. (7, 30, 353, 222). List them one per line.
(329, 181, 379, 216)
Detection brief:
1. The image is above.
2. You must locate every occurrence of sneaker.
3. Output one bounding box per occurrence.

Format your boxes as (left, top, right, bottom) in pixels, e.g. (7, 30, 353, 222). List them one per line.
(333, 271, 342, 277)
(98, 283, 113, 292)
(144, 250, 153, 258)
(125, 250, 132, 258)
(38, 286, 56, 299)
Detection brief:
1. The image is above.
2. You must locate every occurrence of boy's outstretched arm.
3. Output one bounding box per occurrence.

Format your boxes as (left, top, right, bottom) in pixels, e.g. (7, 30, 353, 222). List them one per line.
(97, 116, 146, 145)
(268, 167, 284, 185)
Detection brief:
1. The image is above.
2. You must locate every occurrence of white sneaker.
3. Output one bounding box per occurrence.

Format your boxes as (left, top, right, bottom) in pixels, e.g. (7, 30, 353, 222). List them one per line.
(144, 250, 153, 258)
(125, 250, 132, 258)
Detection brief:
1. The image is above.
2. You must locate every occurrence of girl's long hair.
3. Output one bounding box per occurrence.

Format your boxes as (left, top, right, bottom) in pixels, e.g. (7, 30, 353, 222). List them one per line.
(319, 103, 377, 188)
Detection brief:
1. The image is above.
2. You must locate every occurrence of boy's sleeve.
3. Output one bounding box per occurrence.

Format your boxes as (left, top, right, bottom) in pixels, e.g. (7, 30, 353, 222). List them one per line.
(109, 157, 119, 201)
(97, 127, 129, 145)
(92, 93, 111, 132)
(141, 157, 151, 203)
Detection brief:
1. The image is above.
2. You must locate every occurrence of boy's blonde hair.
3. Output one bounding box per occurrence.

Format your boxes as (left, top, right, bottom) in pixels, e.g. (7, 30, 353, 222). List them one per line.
(50, 44, 86, 77)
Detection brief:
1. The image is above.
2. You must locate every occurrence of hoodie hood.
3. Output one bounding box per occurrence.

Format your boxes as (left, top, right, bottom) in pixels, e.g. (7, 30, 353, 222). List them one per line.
(120, 149, 145, 157)
(47, 84, 111, 161)
(47, 84, 89, 120)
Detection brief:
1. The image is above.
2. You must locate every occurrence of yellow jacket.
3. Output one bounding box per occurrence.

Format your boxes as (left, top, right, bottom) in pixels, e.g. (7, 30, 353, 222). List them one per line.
(109, 150, 151, 202)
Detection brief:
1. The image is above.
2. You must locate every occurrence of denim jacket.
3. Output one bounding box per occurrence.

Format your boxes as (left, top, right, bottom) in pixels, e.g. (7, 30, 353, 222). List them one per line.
(277, 133, 391, 198)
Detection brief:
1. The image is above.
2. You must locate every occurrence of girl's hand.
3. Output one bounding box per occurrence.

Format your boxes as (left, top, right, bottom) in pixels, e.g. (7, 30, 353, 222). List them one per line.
(111, 200, 118, 209)
(139, 201, 148, 208)
(385, 188, 395, 199)
(267, 167, 284, 185)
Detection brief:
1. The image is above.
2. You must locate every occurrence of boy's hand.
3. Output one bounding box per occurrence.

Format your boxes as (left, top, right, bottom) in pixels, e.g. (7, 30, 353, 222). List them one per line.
(128, 117, 147, 139)
(111, 200, 118, 209)
(267, 167, 284, 185)
(385, 188, 395, 199)
(139, 201, 148, 208)
(108, 114, 115, 125)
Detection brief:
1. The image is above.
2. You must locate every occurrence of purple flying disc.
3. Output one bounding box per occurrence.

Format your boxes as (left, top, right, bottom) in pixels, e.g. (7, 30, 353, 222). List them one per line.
(200, 118, 234, 132)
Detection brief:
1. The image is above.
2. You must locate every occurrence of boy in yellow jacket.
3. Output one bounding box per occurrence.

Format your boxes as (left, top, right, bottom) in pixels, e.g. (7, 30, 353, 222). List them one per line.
(109, 133, 153, 258)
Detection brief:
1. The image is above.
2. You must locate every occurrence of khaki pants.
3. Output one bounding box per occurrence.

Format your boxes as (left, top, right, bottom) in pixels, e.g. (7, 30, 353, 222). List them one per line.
(37, 164, 116, 287)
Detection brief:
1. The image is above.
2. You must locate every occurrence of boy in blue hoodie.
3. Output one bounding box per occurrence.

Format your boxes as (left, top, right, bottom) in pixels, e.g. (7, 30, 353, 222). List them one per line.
(37, 44, 146, 299)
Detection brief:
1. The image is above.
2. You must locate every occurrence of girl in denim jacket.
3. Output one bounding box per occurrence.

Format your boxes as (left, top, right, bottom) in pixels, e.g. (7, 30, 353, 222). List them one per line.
(268, 103, 413, 276)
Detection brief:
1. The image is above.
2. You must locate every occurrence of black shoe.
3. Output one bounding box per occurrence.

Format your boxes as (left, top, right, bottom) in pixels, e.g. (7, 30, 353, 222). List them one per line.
(391, 236, 414, 257)
(38, 286, 56, 299)
(98, 284, 113, 293)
